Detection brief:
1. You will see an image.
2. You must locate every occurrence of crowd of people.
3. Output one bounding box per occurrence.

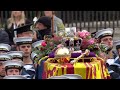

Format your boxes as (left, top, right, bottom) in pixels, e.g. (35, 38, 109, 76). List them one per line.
(0, 11, 65, 79)
(0, 11, 120, 79)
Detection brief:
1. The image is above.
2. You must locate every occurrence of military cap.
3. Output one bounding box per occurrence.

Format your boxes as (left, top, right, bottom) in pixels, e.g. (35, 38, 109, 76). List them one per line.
(3, 60, 24, 70)
(13, 23, 33, 35)
(13, 37, 33, 45)
(0, 43, 11, 52)
(32, 40, 45, 48)
(95, 28, 113, 39)
(8, 51, 24, 60)
(0, 53, 12, 61)
(31, 52, 37, 60)
(3, 75, 27, 79)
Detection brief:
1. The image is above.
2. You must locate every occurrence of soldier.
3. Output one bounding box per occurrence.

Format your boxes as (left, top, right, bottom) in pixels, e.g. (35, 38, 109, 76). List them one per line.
(32, 40, 49, 79)
(109, 40, 120, 65)
(95, 28, 116, 63)
(107, 40, 120, 79)
(13, 23, 34, 38)
(32, 40, 47, 64)
(95, 28, 117, 79)
(31, 51, 40, 79)
(12, 23, 37, 51)
(3, 60, 24, 76)
(0, 53, 11, 79)
(0, 43, 11, 54)
(13, 37, 35, 79)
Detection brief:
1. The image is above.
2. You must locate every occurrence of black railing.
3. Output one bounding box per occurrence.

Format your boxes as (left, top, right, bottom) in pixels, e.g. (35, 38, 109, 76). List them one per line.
(0, 11, 120, 32)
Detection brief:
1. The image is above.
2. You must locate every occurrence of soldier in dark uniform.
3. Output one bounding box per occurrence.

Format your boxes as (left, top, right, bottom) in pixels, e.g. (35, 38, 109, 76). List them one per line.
(13, 37, 36, 79)
(13, 23, 35, 38)
(95, 28, 117, 79)
(11, 23, 37, 51)
(3, 60, 24, 76)
(31, 51, 40, 79)
(32, 40, 51, 79)
(32, 40, 46, 79)
(95, 28, 116, 62)
(0, 53, 11, 79)
(107, 40, 120, 79)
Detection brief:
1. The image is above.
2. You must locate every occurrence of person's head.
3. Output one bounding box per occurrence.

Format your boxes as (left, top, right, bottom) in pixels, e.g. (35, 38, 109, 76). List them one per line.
(7, 11, 26, 29)
(3, 60, 24, 76)
(0, 54, 11, 77)
(44, 11, 55, 18)
(95, 28, 113, 51)
(0, 44, 11, 54)
(18, 31, 33, 38)
(35, 16, 51, 30)
(13, 23, 34, 38)
(8, 51, 24, 61)
(14, 37, 33, 58)
(11, 11, 25, 18)
(13, 23, 37, 42)
(100, 36, 113, 48)
(114, 40, 120, 56)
